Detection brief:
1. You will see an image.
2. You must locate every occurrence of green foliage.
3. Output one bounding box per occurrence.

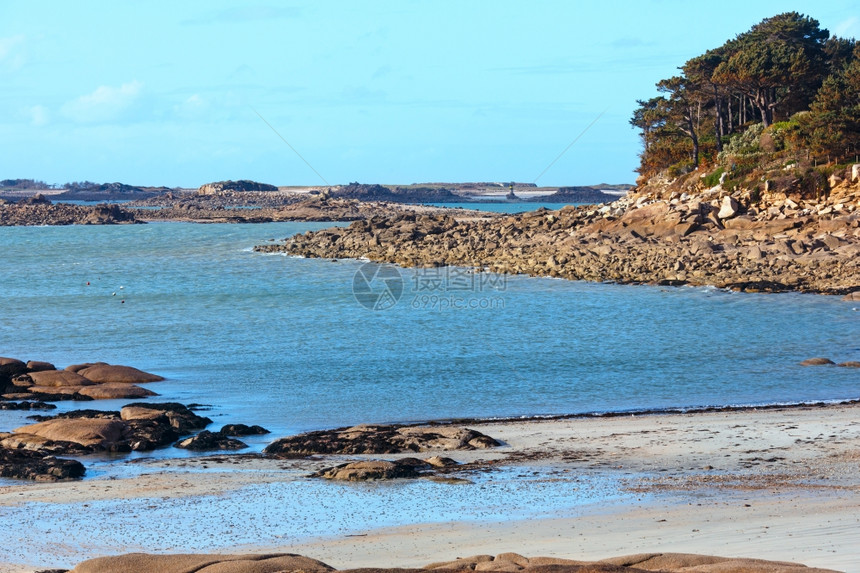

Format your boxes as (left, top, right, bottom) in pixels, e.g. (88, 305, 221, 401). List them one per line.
(702, 167, 725, 187)
(720, 123, 765, 157)
(630, 11, 859, 179)
(667, 159, 695, 178)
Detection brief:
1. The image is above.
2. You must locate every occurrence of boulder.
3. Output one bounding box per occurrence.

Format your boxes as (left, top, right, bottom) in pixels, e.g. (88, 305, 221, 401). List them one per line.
(28, 370, 94, 387)
(852, 164, 860, 182)
(14, 418, 126, 448)
(28, 385, 89, 397)
(120, 405, 167, 422)
(123, 420, 179, 451)
(842, 291, 860, 301)
(0, 447, 85, 481)
(837, 361, 860, 368)
(799, 357, 835, 366)
(121, 402, 212, 432)
(69, 553, 333, 573)
(174, 430, 248, 451)
(26, 360, 56, 372)
(1, 432, 92, 455)
(65, 362, 99, 373)
(76, 364, 164, 383)
(264, 424, 500, 457)
(219, 423, 270, 436)
(77, 383, 158, 399)
(0, 357, 27, 377)
(717, 196, 739, 219)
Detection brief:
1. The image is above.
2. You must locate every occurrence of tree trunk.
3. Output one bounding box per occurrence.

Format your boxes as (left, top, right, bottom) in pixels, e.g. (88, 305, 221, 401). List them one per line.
(686, 111, 699, 167)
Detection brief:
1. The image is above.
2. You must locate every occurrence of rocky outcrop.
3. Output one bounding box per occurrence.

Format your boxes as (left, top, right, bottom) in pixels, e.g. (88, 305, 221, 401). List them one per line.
(52, 182, 169, 202)
(1, 358, 163, 402)
(197, 180, 278, 195)
(71, 363, 165, 383)
(119, 403, 212, 433)
(8, 403, 211, 457)
(264, 424, 500, 458)
(257, 188, 860, 294)
(534, 186, 620, 204)
(0, 199, 141, 226)
(0, 447, 85, 481)
(66, 552, 840, 573)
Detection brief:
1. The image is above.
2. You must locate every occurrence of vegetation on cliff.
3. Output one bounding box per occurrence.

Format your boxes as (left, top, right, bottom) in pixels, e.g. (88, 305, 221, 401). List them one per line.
(631, 12, 859, 194)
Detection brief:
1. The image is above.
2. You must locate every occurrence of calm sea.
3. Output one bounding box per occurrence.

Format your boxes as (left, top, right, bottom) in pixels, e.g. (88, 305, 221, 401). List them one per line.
(1, 220, 858, 442)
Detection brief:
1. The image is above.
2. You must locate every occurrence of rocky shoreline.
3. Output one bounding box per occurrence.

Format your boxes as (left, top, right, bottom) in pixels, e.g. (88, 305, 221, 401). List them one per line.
(256, 179, 860, 294)
(1, 355, 503, 482)
(62, 551, 839, 573)
(0, 196, 140, 226)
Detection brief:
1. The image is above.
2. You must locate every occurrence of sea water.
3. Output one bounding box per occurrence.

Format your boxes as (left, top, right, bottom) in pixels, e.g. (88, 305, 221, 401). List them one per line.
(1, 220, 859, 565)
(0, 221, 858, 440)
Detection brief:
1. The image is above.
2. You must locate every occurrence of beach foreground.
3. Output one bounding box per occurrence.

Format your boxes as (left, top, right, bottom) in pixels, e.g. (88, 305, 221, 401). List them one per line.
(2, 404, 858, 572)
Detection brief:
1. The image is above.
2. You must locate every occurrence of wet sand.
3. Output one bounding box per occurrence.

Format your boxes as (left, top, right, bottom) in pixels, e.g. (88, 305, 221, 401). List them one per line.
(1, 404, 858, 572)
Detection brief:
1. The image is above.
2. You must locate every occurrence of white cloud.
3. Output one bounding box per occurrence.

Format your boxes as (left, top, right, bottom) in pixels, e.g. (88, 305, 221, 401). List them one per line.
(61, 81, 143, 123)
(834, 17, 860, 38)
(174, 94, 210, 119)
(0, 34, 25, 70)
(28, 105, 49, 126)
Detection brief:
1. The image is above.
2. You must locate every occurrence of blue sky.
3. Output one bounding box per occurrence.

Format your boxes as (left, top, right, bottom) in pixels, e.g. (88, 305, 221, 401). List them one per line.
(2, 1, 858, 188)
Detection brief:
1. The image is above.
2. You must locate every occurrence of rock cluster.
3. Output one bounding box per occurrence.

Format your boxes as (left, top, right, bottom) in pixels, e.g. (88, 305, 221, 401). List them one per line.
(0, 447, 85, 481)
(6, 402, 212, 454)
(264, 424, 500, 457)
(0, 198, 140, 226)
(258, 187, 860, 293)
(0, 402, 216, 480)
(1, 357, 162, 402)
(66, 552, 840, 573)
(127, 196, 491, 224)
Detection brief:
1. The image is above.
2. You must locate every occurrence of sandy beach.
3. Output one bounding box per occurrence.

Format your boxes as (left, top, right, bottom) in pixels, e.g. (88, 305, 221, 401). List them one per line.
(2, 403, 858, 572)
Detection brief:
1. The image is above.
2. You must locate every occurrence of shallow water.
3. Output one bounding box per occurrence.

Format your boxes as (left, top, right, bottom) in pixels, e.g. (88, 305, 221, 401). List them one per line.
(0, 465, 625, 566)
(0, 221, 858, 442)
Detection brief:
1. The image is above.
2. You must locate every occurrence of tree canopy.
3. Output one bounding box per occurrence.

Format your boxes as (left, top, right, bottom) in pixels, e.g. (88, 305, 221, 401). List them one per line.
(631, 12, 859, 178)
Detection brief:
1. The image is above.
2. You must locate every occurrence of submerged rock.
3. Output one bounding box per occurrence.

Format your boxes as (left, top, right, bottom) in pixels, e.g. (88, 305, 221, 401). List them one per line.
(799, 357, 835, 366)
(219, 423, 270, 436)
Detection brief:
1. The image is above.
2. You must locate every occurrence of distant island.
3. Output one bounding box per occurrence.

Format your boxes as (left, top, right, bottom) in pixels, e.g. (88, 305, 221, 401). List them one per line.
(0, 178, 631, 205)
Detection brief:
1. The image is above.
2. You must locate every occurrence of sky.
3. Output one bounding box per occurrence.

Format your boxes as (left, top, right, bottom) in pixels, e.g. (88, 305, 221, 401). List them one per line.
(1, 1, 859, 188)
